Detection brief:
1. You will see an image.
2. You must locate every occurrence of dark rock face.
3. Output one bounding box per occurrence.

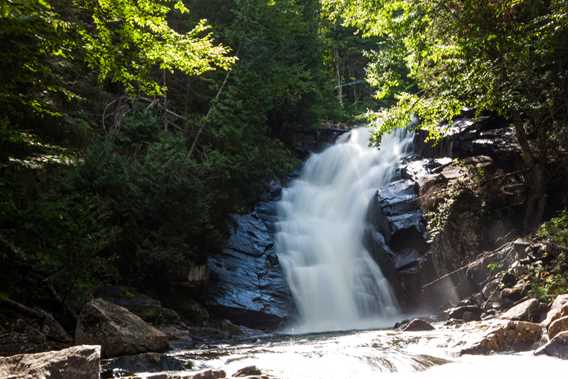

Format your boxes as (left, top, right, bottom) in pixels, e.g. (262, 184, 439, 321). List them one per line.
(208, 199, 291, 330)
(413, 115, 520, 166)
(75, 299, 169, 358)
(399, 121, 527, 312)
(0, 345, 100, 379)
(365, 176, 429, 307)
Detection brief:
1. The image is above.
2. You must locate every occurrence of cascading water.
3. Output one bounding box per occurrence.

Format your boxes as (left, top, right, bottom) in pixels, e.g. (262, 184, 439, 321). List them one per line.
(275, 126, 414, 333)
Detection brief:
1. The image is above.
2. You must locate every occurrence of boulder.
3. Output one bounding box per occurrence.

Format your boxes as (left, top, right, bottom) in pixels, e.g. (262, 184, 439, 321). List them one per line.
(447, 305, 482, 321)
(548, 316, 568, 340)
(402, 319, 435, 332)
(367, 179, 427, 251)
(102, 352, 188, 373)
(499, 298, 541, 322)
(233, 365, 262, 377)
(94, 286, 181, 326)
(460, 321, 542, 355)
(499, 283, 528, 304)
(481, 279, 500, 299)
(0, 299, 72, 356)
(542, 294, 568, 327)
(187, 369, 227, 379)
(534, 331, 568, 360)
(75, 299, 169, 357)
(0, 345, 100, 379)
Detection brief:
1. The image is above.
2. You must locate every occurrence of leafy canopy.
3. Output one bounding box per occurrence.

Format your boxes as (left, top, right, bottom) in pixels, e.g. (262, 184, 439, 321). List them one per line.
(323, 0, 568, 150)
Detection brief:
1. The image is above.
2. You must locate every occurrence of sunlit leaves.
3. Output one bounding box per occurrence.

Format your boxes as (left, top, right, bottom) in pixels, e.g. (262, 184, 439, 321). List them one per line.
(326, 0, 568, 149)
(80, 0, 236, 95)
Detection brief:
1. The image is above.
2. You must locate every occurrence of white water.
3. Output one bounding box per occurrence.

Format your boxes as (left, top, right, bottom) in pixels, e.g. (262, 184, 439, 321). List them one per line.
(180, 327, 568, 379)
(275, 127, 413, 333)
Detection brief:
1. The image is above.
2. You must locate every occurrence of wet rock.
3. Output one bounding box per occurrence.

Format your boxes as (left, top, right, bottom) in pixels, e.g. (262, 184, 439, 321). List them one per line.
(0, 345, 100, 379)
(94, 286, 181, 326)
(501, 272, 517, 288)
(187, 369, 226, 379)
(542, 294, 568, 327)
(447, 305, 482, 321)
(102, 352, 188, 373)
(100, 368, 134, 378)
(402, 319, 435, 332)
(548, 316, 568, 340)
(75, 299, 169, 358)
(499, 298, 540, 322)
(393, 249, 424, 272)
(368, 179, 427, 250)
(208, 211, 290, 330)
(0, 300, 72, 356)
(460, 321, 542, 355)
(499, 285, 527, 304)
(413, 115, 518, 163)
(393, 319, 410, 329)
(534, 331, 568, 360)
(481, 279, 500, 299)
(233, 365, 262, 377)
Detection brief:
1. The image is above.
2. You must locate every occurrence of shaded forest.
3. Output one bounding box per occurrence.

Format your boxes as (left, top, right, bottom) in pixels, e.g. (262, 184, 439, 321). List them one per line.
(1, 0, 568, 332)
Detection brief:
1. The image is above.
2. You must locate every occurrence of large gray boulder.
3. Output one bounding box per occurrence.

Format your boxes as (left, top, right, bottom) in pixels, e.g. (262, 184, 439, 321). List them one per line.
(499, 298, 541, 322)
(402, 319, 435, 332)
(75, 299, 169, 357)
(93, 286, 181, 326)
(548, 316, 568, 340)
(0, 299, 72, 356)
(535, 331, 568, 359)
(542, 294, 568, 327)
(460, 321, 542, 355)
(0, 345, 100, 379)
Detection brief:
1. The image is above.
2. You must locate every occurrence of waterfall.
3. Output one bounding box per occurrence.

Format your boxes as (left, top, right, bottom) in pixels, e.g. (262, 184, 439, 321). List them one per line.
(275, 126, 413, 333)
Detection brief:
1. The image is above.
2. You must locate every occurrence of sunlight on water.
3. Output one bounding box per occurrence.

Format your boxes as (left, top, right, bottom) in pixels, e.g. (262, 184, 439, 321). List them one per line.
(275, 127, 413, 333)
(185, 328, 568, 379)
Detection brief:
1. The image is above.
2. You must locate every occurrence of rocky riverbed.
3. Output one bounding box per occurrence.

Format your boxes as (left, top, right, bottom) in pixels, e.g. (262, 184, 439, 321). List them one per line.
(3, 314, 568, 379)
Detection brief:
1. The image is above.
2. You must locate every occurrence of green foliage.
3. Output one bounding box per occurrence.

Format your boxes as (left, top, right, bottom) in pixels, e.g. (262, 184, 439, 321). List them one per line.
(487, 262, 503, 272)
(0, 173, 119, 314)
(325, 0, 568, 153)
(537, 211, 568, 248)
(79, 0, 236, 95)
(0, 0, 234, 126)
(528, 251, 568, 302)
(524, 212, 568, 301)
(69, 107, 296, 292)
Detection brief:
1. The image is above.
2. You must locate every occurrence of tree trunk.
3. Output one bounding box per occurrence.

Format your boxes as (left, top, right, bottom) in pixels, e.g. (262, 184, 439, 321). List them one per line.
(334, 47, 343, 108)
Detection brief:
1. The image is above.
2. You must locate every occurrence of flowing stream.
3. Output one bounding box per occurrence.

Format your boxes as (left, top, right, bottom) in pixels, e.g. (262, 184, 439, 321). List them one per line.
(275, 127, 412, 333)
(176, 327, 567, 379)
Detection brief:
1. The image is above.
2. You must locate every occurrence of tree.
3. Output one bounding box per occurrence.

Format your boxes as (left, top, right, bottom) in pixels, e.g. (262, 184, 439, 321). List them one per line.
(0, 0, 235, 124)
(324, 0, 568, 231)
